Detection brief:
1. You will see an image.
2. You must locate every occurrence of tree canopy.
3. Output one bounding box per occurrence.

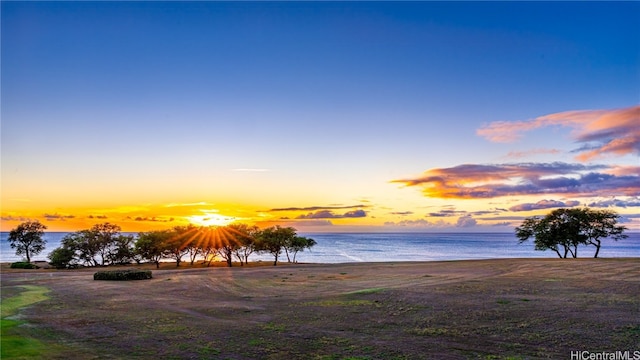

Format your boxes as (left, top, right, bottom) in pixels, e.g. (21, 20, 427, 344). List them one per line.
(516, 208, 627, 258)
(8, 221, 47, 263)
(12, 220, 315, 268)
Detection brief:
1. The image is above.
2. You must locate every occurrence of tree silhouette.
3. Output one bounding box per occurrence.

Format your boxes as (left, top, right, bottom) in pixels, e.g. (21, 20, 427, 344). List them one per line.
(516, 208, 627, 258)
(8, 221, 47, 263)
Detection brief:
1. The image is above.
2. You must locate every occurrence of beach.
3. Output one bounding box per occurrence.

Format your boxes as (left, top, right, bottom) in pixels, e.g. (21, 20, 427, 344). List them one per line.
(2, 258, 639, 359)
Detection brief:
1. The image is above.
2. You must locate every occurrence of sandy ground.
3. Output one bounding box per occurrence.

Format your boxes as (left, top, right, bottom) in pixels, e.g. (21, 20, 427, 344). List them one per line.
(1, 258, 639, 360)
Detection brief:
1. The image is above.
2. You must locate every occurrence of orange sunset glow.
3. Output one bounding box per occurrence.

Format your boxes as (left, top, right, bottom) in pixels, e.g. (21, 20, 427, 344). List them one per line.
(2, 2, 638, 233)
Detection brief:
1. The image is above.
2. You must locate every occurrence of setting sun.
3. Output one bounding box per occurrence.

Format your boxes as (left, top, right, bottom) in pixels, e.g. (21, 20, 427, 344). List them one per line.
(187, 211, 237, 227)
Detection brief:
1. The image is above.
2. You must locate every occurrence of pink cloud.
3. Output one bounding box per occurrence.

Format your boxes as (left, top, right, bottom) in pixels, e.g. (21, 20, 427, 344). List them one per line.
(296, 209, 367, 219)
(392, 162, 639, 199)
(509, 199, 580, 212)
(605, 166, 640, 177)
(477, 106, 640, 161)
(505, 148, 561, 159)
(383, 219, 447, 228)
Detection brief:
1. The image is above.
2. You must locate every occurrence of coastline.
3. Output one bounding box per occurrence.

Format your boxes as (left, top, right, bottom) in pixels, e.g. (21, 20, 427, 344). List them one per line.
(3, 231, 639, 264)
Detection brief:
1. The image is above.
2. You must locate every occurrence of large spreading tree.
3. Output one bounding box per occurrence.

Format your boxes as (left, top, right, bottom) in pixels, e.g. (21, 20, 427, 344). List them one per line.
(286, 236, 317, 263)
(54, 223, 134, 267)
(228, 223, 260, 266)
(8, 221, 48, 263)
(516, 208, 627, 258)
(256, 226, 297, 266)
(136, 230, 172, 269)
(577, 208, 628, 258)
(255, 226, 316, 265)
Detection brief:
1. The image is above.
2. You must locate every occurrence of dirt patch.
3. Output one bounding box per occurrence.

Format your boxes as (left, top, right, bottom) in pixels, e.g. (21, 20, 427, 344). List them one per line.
(1, 258, 638, 359)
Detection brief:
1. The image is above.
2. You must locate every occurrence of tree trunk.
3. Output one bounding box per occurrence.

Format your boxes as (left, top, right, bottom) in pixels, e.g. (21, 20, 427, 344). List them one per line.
(155, 261, 160, 269)
(224, 248, 232, 267)
(273, 253, 278, 266)
(25, 249, 31, 263)
(593, 244, 601, 258)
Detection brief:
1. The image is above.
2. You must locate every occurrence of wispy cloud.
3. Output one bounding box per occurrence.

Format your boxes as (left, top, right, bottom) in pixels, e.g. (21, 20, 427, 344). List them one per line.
(255, 219, 334, 228)
(384, 219, 443, 228)
(588, 197, 640, 208)
(87, 215, 108, 219)
(269, 205, 368, 212)
(1, 216, 32, 222)
(509, 199, 580, 212)
(127, 216, 175, 223)
(477, 106, 640, 161)
(390, 211, 414, 216)
(43, 213, 76, 221)
(429, 209, 467, 217)
(296, 209, 367, 219)
(392, 162, 640, 199)
(428, 207, 506, 217)
(505, 148, 562, 159)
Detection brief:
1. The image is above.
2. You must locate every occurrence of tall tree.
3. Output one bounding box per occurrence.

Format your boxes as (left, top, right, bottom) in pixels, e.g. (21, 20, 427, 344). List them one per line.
(516, 208, 627, 258)
(184, 228, 207, 266)
(61, 230, 100, 266)
(211, 226, 241, 267)
(195, 227, 219, 267)
(109, 234, 136, 265)
(517, 209, 586, 258)
(256, 226, 297, 266)
(136, 230, 172, 269)
(287, 236, 317, 263)
(90, 223, 123, 266)
(227, 223, 260, 266)
(575, 208, 627, 258)
(8, 221, 47, 263)
(164, 225, 198, 267)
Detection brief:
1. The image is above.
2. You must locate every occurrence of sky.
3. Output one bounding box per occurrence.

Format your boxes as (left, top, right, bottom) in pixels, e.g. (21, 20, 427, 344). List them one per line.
(1, 1, 639, 233)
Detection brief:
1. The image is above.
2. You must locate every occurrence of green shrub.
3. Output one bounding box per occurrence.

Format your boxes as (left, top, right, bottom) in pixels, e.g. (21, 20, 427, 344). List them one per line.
(10, 262, 39, 269)
(48, 247, 76, 269)
(93, 269, 152, 281)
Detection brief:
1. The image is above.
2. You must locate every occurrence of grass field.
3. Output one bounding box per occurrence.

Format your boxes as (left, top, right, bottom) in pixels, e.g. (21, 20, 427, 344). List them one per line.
(1, 258, 638, 359)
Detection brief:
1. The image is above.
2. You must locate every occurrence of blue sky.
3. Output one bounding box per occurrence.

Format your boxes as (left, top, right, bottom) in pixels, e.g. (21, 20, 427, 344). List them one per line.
(2, 1, 639, 232)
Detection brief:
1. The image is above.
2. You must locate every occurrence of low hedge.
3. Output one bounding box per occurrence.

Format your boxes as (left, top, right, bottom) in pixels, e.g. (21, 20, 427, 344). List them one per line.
(10, 262, 40, 269)
(93, 269, 152, 281)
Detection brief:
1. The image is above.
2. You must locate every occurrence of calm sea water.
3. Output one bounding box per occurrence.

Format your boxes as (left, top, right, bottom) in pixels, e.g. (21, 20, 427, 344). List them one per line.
(1, 232, 639, 264)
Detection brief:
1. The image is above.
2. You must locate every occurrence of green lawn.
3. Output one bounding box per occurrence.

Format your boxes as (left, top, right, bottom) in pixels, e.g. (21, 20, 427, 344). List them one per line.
(1, 285, 50, 359)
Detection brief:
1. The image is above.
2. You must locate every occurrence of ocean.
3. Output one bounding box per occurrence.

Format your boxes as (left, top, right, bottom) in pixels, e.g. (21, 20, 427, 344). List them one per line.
(2, 232, 639, 264)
